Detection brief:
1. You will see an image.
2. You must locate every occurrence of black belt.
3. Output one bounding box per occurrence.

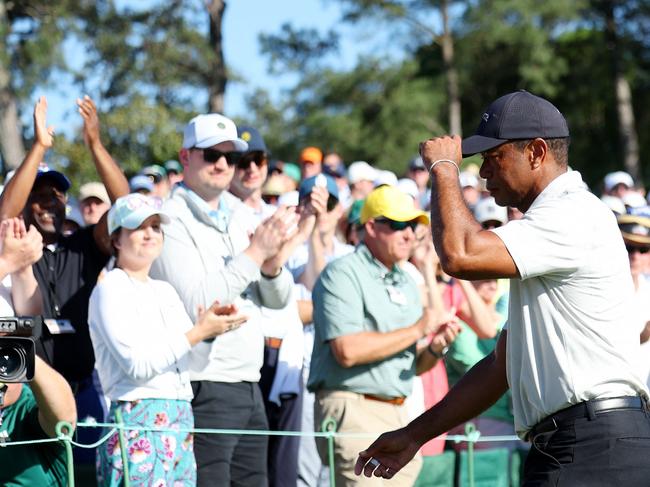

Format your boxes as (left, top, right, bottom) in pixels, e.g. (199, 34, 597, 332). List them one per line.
(527, 396, 647, 441)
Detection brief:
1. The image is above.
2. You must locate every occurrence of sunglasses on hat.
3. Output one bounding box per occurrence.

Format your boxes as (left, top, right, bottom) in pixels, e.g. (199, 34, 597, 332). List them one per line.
(375, 218, 418, 232)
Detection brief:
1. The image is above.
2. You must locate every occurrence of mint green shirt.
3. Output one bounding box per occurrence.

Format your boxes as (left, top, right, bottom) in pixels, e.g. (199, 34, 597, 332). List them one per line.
(445, 291, 513, 423)
(307, 244, 423, 398)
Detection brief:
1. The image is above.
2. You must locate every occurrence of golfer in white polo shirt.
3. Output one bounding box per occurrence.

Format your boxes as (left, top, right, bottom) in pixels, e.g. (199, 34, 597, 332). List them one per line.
(356, 90, 650, 486)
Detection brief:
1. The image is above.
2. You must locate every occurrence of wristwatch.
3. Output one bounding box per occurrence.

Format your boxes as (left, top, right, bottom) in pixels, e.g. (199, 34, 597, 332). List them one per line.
(427, 343, 449, 359)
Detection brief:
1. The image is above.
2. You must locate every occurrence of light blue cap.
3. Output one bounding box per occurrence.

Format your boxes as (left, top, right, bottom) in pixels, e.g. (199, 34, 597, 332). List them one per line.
(107, 193, 170, 234)
(129, 174, 154, 193)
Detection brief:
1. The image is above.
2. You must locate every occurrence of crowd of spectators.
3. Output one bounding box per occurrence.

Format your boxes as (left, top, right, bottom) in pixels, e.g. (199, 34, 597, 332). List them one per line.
(0, 94, 649, 487)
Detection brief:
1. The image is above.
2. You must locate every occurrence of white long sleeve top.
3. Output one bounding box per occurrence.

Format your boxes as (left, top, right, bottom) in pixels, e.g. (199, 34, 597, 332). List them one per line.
(88, 268, 194, 401)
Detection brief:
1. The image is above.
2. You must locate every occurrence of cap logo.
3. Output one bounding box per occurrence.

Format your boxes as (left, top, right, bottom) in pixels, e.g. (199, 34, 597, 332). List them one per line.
(217, 122, 226, 129)
(482, 113, 490, 122)
(241, 131, 251, 142)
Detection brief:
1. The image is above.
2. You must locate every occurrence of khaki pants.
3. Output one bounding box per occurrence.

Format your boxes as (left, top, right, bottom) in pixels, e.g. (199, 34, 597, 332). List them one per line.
(314, 390, 422, 487)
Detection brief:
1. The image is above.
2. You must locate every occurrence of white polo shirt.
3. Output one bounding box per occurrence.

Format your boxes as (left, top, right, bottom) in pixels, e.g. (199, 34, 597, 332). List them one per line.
(492, 170, 648, 439)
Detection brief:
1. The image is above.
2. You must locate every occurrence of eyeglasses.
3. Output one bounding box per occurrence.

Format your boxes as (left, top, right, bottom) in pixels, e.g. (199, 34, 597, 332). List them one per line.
(230, 151, 268, 170)
(193, 148, 238, 165)
(375, 218, 418, 232)
(626, 245, 650, 254)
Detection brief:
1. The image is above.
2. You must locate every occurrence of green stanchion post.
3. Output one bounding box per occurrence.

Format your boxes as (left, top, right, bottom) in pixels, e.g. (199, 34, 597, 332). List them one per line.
(321, 417, 338, 487)
(464, 422, 478, 487)
(114, 409, 131, 487)
(56, 421, 75, 487)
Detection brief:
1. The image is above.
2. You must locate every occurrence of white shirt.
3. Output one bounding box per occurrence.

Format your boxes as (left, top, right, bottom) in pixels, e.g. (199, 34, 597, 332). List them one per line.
(0, 275, 14, 316)
(88, 268, 194, 401)
(492, 171, 648, 438)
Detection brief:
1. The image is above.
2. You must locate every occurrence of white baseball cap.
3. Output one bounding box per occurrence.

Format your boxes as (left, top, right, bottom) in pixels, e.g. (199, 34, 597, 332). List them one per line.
(108, 193, 170, 234)
(374, 169, 398, 187)
(474, 196, 508, 226)
(622, 192, 647, 209)
(182, 113, 248, 151)
(347, 161, 378, 185)
(604, 171, 634, 193)
(396, 178, 419, 200)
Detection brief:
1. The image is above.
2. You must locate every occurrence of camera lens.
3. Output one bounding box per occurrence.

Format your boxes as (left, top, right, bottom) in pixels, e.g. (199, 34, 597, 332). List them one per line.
(0, 344, 26, 382)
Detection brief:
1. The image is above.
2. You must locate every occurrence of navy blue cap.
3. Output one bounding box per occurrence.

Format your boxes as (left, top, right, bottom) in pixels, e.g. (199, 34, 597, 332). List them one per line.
(35, 166, 71, 192)
(299, 174, 339, 202)
(323, 162, 347, 179)
(237, 126, 268, 153)
(462, 90, 569, 157)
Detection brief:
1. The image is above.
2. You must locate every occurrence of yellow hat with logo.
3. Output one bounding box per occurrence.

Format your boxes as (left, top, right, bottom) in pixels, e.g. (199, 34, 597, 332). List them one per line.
(360, 185, 429, 225)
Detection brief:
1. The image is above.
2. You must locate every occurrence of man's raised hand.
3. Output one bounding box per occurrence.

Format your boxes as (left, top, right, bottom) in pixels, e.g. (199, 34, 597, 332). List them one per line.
(33, 96, 55, 149)
(77, 95, 101, 148)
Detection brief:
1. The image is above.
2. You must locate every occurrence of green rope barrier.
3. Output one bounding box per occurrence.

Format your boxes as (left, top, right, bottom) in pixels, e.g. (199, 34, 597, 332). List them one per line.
(0, 419, 523, 486)
(55, 421, 75, 487)
(320, 417, 338, 487)
(114, 409, 131, 487)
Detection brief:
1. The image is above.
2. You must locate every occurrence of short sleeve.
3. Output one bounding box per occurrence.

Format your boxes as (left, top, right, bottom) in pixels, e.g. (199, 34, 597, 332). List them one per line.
(313, 263, 364, 341)
(491, 205, 583, 280)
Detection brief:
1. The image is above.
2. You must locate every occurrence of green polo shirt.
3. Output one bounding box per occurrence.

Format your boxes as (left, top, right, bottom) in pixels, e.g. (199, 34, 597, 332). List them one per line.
(0, 385, 68, 486)
(307, 244, 423, 398)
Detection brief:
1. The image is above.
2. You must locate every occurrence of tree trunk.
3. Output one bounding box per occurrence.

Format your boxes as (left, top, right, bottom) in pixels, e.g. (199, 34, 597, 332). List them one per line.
(0, 2, 25, 172)
(604, 0, 639, 181)
(207, 0, 227, 114)
(440, 0, 461, 136)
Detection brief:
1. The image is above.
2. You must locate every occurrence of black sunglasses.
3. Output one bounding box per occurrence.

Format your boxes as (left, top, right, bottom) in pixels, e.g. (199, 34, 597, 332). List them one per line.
(194, 148, 238, 165)
(376, 218, 418, 232)
(481, 220, 503, 230)
(626, 245, 650, 254)
(231, 151, 268, 170)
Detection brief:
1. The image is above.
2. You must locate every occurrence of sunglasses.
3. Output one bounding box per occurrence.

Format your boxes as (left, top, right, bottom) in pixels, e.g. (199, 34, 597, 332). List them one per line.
(375, 218, 418, 232)
(231, 151, 268, 170)
(194, 148, 238, 165)
(626, 245, 650, 254)
(481, 221, 503, 230)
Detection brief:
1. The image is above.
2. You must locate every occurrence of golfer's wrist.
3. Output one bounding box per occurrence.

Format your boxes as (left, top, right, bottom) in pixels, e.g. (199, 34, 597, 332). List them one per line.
(428, 159, 460, 177)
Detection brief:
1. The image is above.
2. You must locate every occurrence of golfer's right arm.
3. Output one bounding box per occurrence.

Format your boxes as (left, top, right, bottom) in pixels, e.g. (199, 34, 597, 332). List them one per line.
(407, 329, 509, 445)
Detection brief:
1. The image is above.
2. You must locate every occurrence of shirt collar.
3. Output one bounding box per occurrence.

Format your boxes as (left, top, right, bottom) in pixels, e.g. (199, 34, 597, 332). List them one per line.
(356, 243, 406, 283)
(527, 170, 586, 212)
(179, 183, 231, 232)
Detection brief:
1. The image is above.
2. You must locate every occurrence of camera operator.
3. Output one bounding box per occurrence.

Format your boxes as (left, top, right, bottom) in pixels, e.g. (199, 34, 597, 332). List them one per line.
(0, 355, 77, 486)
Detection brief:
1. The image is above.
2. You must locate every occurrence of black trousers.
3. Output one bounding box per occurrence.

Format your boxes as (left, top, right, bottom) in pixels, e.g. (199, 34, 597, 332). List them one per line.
(524, 408, 650, 486)
(191, 380, 269, 487)
(259, 345, 303, 487)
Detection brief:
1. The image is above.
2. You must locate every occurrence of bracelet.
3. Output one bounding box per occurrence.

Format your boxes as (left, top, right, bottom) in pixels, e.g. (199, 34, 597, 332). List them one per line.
(428, 159, 460, 176)
(426, 343, 449, 359)
(261, 268, 282, 279)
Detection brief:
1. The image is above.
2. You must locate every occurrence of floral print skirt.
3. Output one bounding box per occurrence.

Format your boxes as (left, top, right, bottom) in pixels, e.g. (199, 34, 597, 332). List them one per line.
(97, 398, 196, 487)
